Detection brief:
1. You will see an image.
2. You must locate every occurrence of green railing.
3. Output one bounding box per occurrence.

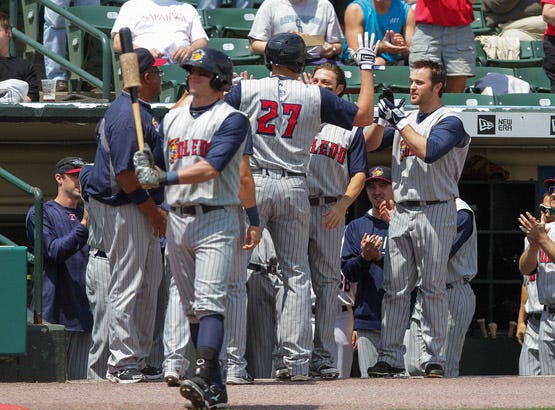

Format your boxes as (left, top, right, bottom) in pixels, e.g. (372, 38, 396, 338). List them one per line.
(9, 0, 113, 100)
(0, 167, 43, 325)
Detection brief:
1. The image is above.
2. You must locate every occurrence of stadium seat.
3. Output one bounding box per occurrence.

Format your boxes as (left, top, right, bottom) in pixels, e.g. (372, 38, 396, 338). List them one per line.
(66, 6, 120, 92)
(233, 64, 271, 79)
(160, 63, 188, 102)
(471, 9, 494, 35)
(21, 0, 41, 61)
(475, 39, 487, 66)
(442, 93, 495, 106)
(208, 38, 262, 64)
(203, 8, 257, 38)
(514, 67, 551, 93)
(495, 93, 555, 106)
(373, 65, 411, 93)
(487, 40, 544, 68)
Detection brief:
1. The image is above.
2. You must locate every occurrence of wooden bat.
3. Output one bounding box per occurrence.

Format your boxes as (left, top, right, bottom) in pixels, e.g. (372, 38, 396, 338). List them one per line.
(119, 27, 145, 151)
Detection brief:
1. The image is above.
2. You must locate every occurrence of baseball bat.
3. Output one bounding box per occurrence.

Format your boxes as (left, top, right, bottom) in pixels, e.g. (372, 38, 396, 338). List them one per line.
(488, 322, 497, 339)
(477, 318, 488, 338)
(507, 320, 517, 338)
(119, 27, 145, 152)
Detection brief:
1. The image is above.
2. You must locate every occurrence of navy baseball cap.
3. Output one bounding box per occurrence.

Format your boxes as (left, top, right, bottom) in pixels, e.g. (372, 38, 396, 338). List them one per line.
(134, 48, 167, 74)
(544, 177, 555, 188)
(55, 157, 86, 175)
(366, 166, 392, 184)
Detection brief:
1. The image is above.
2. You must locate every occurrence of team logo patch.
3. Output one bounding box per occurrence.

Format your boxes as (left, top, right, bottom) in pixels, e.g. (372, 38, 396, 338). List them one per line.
(399, 138, 415, 161)
(370, 167, 384, 178)
(477, 115, 496, 135)
(168, 138, 179, 164)
(191, 50, 204, 61)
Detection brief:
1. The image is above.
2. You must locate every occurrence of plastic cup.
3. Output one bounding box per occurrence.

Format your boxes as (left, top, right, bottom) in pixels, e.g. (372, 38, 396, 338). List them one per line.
(41, 79, 56, 102)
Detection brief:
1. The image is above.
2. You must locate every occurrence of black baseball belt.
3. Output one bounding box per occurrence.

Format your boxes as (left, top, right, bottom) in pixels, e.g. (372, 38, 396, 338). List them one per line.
(398, 200, 449, 207)
(248, 262, 277, 275)
(309, 196, 338, 206)
(170, 204, 224, 216)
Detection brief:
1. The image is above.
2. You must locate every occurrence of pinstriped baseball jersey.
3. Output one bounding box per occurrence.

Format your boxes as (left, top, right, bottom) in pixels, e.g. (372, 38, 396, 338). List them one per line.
(392, 107, 469, 202)
(307, 125, 366, 197)
(446, 198, 477, 285)
(524, 231, 550, 313)
(238, 77, 323, 173)
(535, 221, 555, 306)
(163, 101, 247, 207)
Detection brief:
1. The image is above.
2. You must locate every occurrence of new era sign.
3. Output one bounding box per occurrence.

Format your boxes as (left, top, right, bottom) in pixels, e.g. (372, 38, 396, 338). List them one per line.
(477, 115, 496, 135)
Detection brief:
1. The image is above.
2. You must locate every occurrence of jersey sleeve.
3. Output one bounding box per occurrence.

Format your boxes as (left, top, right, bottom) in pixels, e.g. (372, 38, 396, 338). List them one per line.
(205, 112, 249, 172)
(224, 83, 242, 109)
(243, 126, 254, 156)
(189, 8, 209, 41)
(248, 2, 272, 40)
(111, 2, 133, 37)
(340, 222, 371, 283)
(347, 128, 369, 176)
(320, 88, 357, 129)
(424, 116, 465, 163)
(108, 116, 137, 175)
(449, 209, 474, 259)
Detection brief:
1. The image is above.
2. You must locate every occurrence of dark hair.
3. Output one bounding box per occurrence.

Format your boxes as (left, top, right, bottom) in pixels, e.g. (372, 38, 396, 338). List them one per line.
(411, 60, 446, 96)
(0, 11, 12, 32)
(313, 63, 347, 97)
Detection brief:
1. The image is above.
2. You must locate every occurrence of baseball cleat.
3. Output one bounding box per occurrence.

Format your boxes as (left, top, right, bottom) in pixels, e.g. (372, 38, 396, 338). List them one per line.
(424, 363, 444, 378)
(164, 370, 181, 387)
(181, 378, 228, 409)
(106, 368, 146, 384)
(310, 364, 340, 379)
(141, 365, 163, 381)
(275, 367, 291, 380)
(290, 374, 312, 381)
(367, 361, 405, 378)
(225, 374, 254, 385)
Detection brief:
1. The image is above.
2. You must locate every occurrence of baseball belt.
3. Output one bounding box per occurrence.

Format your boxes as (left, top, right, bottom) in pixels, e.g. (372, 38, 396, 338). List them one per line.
(398, 200, 449, 207)
(248, 262, 277, 275)
(170, 204, 224, 216)
(309, 196, 338, 206)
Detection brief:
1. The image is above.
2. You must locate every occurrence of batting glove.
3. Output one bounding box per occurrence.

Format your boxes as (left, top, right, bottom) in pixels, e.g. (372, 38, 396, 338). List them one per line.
(377, 89, 393, 127)
(378, 96, 409, 131)
(135, 165, 167, 189)
(348, 32, 380, 71)
(133, 147, 154, 169)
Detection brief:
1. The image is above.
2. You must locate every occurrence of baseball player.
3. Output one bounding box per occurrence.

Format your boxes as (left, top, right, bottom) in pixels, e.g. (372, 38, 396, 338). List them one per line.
(83, 48, 167, 383)
(340, 166, 393, 378)
(25, 157, 92, 380)
(365, 60, 470, 378)
(134, 48, 258, 409)
(304, 63, 368, 378)
(518, 186, 555, 375)
(224, 32, 378, 380)
(405, 197, 477, 377)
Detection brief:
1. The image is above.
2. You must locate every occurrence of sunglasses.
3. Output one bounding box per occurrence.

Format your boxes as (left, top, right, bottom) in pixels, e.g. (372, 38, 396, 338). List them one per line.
(147, 69, 165, 77)
(539, 204, 555, 215)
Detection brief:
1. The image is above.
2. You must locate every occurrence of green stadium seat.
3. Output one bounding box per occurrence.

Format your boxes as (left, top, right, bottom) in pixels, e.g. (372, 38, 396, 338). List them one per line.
(495, 93, 555, 106)
(208, 38, 262, 64)
(487, 40, 543, 68)
(442, 93, 495, 106)
(160, 63, 188, 102)
(471, 9, 494, 35)
(203, 8, 257, 38)
(514, 67, 551, 93)
(21, 0, 41, 61)
(66, 6, 120, 92)
(233, 64, 271, 79)
(373, 65, 411, 93)
(475, 39, 487, 66)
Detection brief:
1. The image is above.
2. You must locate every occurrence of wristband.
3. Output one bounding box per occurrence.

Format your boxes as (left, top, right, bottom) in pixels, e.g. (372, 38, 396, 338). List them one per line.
(127, 187, 150, 205)
(245, 206, 260, 227)
(395, 118, 409, 131)
(377, 117, 389, 128)
(162, 171, 179, 186)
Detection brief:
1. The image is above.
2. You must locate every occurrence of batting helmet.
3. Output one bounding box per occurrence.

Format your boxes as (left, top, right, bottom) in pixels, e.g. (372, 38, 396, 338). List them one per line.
(265, 33, 306, 74)
(181, 48, 234, 91)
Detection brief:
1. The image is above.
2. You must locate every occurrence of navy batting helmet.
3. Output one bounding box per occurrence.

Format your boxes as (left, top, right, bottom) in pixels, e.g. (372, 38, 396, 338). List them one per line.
(181, 48, 234, 91)
(265, 33, 306, 74)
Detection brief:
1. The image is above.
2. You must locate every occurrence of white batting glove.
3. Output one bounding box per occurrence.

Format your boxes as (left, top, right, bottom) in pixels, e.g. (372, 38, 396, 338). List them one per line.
(133, 147, 154, 169)
(378, 96, 409, 131)
(348, 32, 380, 71)
(135, 165, 167, 189)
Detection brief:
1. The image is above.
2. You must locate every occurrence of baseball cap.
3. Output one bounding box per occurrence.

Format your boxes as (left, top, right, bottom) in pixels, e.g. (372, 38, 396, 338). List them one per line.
(55, 157, 86, 175)
(134, 48, 168, 74)
(544, 177, 555, 188)
(366, 166, 392, 184)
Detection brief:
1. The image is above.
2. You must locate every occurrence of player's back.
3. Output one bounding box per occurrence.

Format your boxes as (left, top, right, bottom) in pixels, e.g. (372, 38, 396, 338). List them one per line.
(239, 76, 322, 174)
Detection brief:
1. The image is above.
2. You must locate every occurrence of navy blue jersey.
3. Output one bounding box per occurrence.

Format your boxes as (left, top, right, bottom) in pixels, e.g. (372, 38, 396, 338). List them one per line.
(341, 212, 388, 331)
(26, 200, 92, 332)
(84, 93, 165, 205)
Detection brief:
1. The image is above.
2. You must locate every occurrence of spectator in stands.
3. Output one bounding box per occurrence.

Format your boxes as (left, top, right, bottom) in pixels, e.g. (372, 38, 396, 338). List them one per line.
(25, 157, 93, 380)
(198, 0, 253, 10)
(542, 0, 555, 92)
(342, 0, 415, 66)
(43, 0, 99, 92)
(409, 0, 475, 93)
(111, 0, 208, 64)
(248, 0, 344, 65)
(0, 11, 39, 101)
(482, 0, 545, 40)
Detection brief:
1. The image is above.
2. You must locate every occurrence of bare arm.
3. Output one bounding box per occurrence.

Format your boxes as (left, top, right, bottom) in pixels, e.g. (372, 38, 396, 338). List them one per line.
(250, 39, 267, 56)
(238, 155, 260, 250)
(343, 4, 364, 56)
(396, 125, 428, 160)
(516, 283, 528, 345)
(543, 3, 555, 26)
(519, 240, 539, 276)
(352, 69, 375, 126)
(174, 158, 220, 184)
(171, 37, 209, 64)
(363, 123, 385, 152)
(323, 171, 366, 229)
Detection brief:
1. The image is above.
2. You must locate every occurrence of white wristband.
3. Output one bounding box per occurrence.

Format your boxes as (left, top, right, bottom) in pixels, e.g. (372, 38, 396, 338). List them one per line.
(395, 118, 409, 131)
(377, 118, 389, 127)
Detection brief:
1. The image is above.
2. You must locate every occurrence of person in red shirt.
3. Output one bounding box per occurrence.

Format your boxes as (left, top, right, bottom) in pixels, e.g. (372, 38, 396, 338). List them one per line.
(409, 0, 475, 93)
(542, 0, 555, 92)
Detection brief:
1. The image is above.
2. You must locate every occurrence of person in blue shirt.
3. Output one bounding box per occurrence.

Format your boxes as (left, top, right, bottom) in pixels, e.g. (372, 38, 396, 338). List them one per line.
(340, 165, 393, 378)
(26, 156, 92, 380)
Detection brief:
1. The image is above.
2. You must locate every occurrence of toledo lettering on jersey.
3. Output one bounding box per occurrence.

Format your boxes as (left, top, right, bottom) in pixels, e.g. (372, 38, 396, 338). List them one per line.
(310, 137, 347, 164)
(168, 138, 210, 164)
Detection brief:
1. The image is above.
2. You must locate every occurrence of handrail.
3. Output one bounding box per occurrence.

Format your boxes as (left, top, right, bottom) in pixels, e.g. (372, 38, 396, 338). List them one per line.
(9, 0, 113, 100)
(0, 167, 43, 325)
(0, 233, 35, 264)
